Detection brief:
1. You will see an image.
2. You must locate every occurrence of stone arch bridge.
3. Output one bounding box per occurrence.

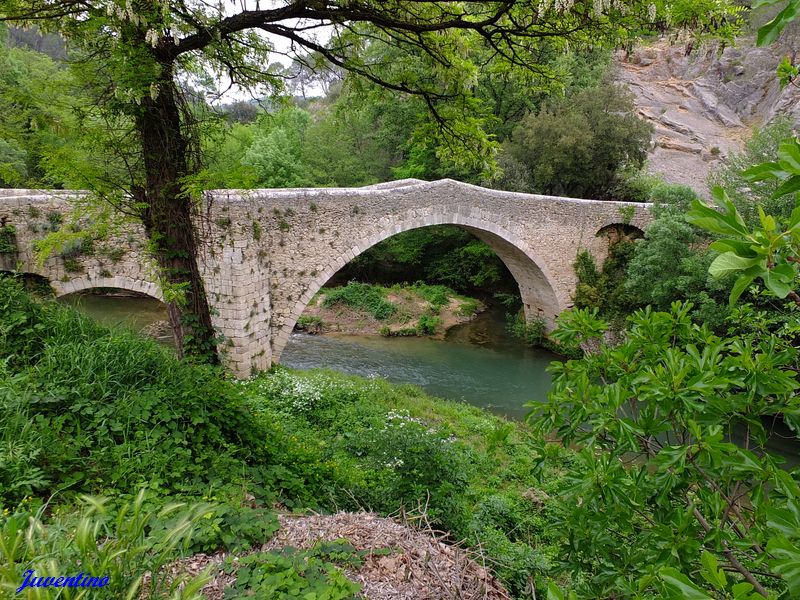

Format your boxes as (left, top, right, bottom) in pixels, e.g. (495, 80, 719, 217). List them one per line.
(0, 180, 651, 377)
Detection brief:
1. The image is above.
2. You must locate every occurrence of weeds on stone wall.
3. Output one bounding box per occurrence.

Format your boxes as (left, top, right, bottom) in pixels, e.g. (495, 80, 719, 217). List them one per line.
(0, 224, 17, 254)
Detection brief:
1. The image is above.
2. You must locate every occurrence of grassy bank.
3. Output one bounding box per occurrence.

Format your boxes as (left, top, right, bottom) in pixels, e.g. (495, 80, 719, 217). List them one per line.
(0, 276, 569, 598)
(296, 281, 483, 337)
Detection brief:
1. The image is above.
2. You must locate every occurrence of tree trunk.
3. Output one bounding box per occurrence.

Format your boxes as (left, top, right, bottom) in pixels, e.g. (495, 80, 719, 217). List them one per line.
(135, 60, 219, 364)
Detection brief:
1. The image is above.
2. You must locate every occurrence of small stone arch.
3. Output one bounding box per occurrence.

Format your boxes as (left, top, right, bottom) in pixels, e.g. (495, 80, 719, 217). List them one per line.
(273, 211, 565, 361)
(0, 271, 55, 296)
(596, 222, 645, 244)
(53, 275, 163, 302)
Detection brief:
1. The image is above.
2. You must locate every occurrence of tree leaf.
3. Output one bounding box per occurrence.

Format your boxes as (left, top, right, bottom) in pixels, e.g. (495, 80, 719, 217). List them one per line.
(659, 567, 714, 599)
(742, 161, 788, 182)
(772, 175, 800, 199)
(700, 551, 727, 589)
(687, 199, 749, 237)
(768, 506, 800, 538)
(709, 252, 761, 279)
(757, 0, 800, 46)
(778, 137, 800, 173)
(709, 238, 758, 257)
(767, 536, 800, 591)
(764, 270, 792, 298)
(729, 272, 756, 305)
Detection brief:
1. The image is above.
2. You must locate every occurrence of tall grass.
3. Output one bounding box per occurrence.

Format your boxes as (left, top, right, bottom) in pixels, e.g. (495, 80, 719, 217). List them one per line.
(1, 489, 213, 599)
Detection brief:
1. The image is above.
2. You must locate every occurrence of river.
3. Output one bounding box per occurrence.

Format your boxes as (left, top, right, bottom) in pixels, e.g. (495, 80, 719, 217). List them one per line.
(58, 292, 558, 420)
(281, 307, 560, 419)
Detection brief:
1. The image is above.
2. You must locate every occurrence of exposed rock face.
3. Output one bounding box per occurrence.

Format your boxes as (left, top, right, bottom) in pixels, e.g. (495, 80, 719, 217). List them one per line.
(616, 36, 800, 196)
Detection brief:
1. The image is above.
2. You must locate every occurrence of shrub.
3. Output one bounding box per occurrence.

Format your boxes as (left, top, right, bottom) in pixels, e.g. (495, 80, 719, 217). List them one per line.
(572, 238, 640, 322)
(407, 282, 453, 308)
(415, 313, 441, 335)
(338, 409, 473, 521)
(0, 224, 17, 253)
(220, 542, 362, 600)
(295, 314, 324, 333)
(532, 303, 800, 597)
(0, 277, 314, 506)
(456, 297, 479, 316)
(322, 282, 396, 320)
(709, 116, 797, 224)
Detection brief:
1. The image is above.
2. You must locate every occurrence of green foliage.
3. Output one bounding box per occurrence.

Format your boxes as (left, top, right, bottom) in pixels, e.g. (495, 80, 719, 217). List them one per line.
(649, 182, 701, 214)
(709, 118, 797, 225)
(221, 542, 362, 600)
(754, 0, 800, 45)
(342, 225, 508, 293)
(501, 83, 653, 199)
(402, 282, 453, 309)
(529, 302, 800, 597)
(0, 223, 16, 253)
(507, 313, 583, 360)
(295, 314, 324, 334)
(0, 36, 78, 189)
(188, 505, 279, 555)
(0, 277, 317, 507)
(687, 185, 800, 305)
(508, 315, 547, 346)
(241, 368, 567, 597)
(0, 137, 27, 186)
(415, 313, 441, 335)
(1, 489, 213, 599)
(322, 282, 396, 320)
(242, 108, 314, 188)
(573, 237, 640, 321)
(625, 212, 732, 327)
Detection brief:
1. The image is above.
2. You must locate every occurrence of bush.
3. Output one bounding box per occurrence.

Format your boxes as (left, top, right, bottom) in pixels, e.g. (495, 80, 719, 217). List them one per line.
(220, 542, 362, 600)
(415, 313, 441, 335)
(573, 237, 640, 322)
(406, 282, 453, 308)
(709, 117, 797, 224)
(0, 276, 316, 506)
(0, 224, 17, 253)
(531, 303, 800, 597)
(624, 212, 731, 329)
(322, 282, 396, 320)
(295, 314, 324, 333)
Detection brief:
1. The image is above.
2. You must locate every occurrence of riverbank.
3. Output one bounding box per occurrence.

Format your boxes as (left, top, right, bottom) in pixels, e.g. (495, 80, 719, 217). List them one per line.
(295, 281, 483, 338)
(0, 276, 567, 598)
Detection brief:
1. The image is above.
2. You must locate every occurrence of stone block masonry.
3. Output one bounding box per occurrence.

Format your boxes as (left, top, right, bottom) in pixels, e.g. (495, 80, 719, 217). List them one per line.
(0, 180, 651, 377)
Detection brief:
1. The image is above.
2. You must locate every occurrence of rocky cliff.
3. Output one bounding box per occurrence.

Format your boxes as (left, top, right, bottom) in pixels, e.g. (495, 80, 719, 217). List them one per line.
(616, 35, 800, 195)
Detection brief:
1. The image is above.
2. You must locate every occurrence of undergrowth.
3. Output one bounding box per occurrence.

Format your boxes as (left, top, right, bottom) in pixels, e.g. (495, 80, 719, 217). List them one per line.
(322, 281, 396, 320)
(0, 275, 569, 598)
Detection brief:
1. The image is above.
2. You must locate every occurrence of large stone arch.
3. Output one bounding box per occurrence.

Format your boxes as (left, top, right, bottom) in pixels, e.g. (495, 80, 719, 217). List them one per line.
(272, 212, 564, 361)
(52, 275, 163, 301)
